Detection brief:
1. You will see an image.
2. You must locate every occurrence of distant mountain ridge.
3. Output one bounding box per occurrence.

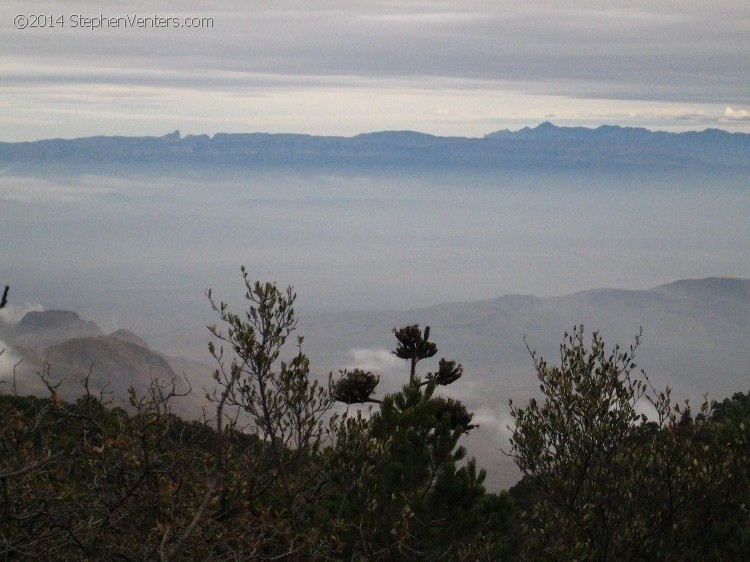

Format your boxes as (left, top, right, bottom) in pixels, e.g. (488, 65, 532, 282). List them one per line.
(295, 276, 750, 488)
(299, 276, 750, 400)
(1, 123, 747, 173)
(2, 278, 746, 402)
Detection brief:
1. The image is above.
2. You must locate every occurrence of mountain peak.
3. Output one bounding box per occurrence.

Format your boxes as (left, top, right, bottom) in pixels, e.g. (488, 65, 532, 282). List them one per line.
(109, 329, 149, 348)
(5, 310, 103, 352)
(18, 309, 83, 330)
(653, 277, 750, 300)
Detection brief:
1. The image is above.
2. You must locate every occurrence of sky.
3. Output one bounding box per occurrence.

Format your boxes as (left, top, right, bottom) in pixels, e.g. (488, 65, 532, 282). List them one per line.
(2, 0, 749, 141)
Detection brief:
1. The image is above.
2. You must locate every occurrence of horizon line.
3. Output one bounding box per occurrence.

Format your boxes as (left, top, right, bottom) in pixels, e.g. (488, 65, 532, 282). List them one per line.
(3, 121, 747, 144)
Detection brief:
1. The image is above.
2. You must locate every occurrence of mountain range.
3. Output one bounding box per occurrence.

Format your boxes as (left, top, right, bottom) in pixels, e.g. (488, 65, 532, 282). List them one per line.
(0, 309, 209, 418)
(1, 276, 748, 489)
(1, 123, 748, 174)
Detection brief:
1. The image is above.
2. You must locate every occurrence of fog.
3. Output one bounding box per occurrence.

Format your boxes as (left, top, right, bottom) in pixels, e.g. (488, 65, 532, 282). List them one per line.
(2, 169, 748, 361)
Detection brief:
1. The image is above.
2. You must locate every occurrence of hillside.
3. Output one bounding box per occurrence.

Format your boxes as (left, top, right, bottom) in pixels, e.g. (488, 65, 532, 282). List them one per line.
(299, 277, 749, 398)
(0, 311, 212, 417)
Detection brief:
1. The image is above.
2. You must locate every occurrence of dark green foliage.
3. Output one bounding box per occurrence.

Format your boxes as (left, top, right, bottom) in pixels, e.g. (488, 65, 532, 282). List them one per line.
(426, 358, 463, 386)
(393, 325, 437, 382)
(3, 274, 747, 560)
(324, 323, 506, 559)
(332, 368, 380, 404)
(206, 267, 336, 557)
(712, 390, 750, 424)
(432, 396, 475, 432)
(0, 382, 223, 560)
(509, 325, 750, 561)
(324, 379, 497, 559)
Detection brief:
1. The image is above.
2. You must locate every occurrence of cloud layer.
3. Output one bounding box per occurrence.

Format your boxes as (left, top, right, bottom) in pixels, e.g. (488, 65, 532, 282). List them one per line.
(2, 1, 749, 139)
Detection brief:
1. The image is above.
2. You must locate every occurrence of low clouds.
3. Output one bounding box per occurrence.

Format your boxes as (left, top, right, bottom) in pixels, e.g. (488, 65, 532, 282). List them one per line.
(0, 344, 22, 380)
(471, 408, 515, 441)
(0, 302, 43, 325)
(724, 106, 750, 121)
(0, 176, 122, 203)
(344, 348, 403, 379)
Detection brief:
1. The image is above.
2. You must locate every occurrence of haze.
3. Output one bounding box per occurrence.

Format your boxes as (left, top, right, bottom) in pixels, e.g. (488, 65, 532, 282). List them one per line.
(1, 0, 748, 366)
(2, 166, 748, 361)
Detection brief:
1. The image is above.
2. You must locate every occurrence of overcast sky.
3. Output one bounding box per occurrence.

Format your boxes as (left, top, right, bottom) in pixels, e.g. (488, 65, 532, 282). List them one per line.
(2, 0, 749, 141)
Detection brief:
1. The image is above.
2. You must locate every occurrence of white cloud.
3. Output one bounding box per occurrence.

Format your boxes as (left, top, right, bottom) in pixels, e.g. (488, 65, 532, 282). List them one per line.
(345, 348, 402, 374)
(0, 302, 43, 324)
(0, 343, 23, 380)
(634, 397, 659, 422)
(1, 1, 748, 139)
(357, 11, 485, 25)
(0, 175, 126, 203)
(723, 106, 750, 121)
(472, 407, 515, 441)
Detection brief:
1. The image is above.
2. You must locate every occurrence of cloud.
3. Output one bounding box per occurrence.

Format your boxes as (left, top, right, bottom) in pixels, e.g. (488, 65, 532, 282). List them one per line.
(344, 348, 403, 374)
(671, 112, 714, 123)
(0, 343, 23, 380)
(0, 174, 135, 203)
(1, 1, 748, 139)
(0, 302, 43, 324)
(472, 407, 515, 441)
(635, 397, 659, 422)
(357, 11, 485, 26)
(723, 106, 750, 121)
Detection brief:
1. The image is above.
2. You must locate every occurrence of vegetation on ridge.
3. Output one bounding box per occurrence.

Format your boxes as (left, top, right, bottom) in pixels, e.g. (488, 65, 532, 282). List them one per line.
(1, 273, 748, 560)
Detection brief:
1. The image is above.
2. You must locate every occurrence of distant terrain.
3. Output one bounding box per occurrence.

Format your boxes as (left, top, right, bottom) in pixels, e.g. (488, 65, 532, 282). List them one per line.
(0, 309, 212, 420)
(1, 122, 749, 174)
(2, 123, 748, 490)
(2, 276, 748, 489)
(3, 122, 748, 354)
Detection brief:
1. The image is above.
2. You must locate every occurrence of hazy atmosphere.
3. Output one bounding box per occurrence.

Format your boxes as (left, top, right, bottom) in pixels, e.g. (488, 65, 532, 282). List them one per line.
(3, 168, 749, 363)
(2, 2, 748, 390)
(2, 0, 749, 398)
(1, 2, 749, 556)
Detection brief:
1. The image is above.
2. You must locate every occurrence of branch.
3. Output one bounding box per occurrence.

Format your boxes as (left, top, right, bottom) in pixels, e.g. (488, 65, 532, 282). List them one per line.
(0, 450, 65, 480)
(159, 364, 232, 562)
